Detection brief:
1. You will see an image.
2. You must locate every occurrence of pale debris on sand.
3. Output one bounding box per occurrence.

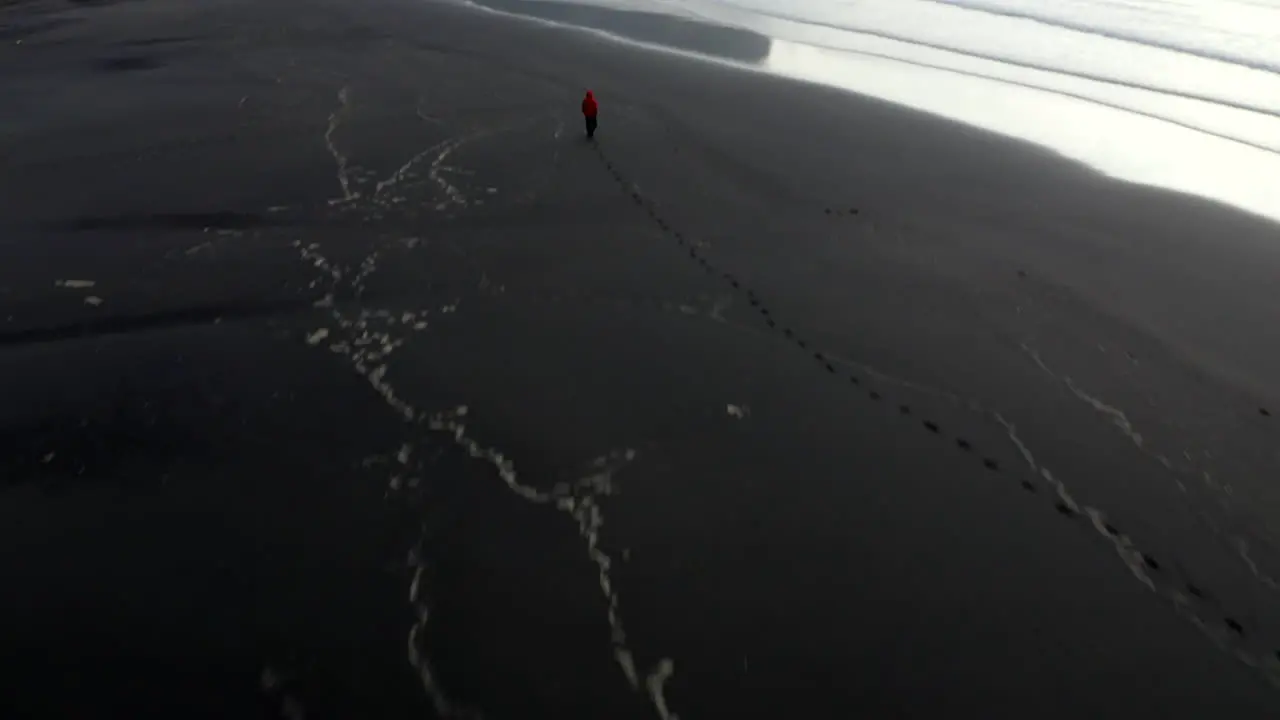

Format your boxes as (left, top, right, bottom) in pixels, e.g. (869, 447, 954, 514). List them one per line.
(646, 659, 679, 720)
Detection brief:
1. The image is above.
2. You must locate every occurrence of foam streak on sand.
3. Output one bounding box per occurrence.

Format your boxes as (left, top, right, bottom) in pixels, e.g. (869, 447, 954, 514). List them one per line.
(1021, 343, 1216, 496)
(301, 103, 504, 713)
(296, 221, 490, 716)
(830, 303, 1190, 589)
(995, 413, 1156, 586)
(646, 658, 678, 720)
(819, 340, 1280, 677)
(429, 135, 474, 210)
(1022, 344, 1151, 455)
(1235, 536, 1280, 592)
(1023, 342, 1280, 601)
(374, 136, 453, 199)
(325, 86, 358, 203)
(295, 240, 466, 713)
(295, 243, 425, 421)
(407, 554, 457, 717)
(994, 411, 1280, 684)
(428, 406, 682, 718)
(294, 117, 680, 709)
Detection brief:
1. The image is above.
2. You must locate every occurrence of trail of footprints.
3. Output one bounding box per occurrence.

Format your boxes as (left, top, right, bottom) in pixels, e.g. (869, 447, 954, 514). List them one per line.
(589, 141, 1280, 680)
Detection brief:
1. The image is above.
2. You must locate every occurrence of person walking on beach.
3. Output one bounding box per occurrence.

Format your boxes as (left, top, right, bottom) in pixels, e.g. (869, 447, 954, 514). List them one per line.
(582, 90, 598, 139)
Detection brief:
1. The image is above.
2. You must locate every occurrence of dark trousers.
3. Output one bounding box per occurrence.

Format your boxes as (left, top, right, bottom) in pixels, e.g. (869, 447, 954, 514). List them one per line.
(585, 115, 598, 138)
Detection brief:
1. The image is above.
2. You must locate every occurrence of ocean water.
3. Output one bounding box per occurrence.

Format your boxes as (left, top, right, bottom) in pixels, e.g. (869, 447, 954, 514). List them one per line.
(487, 0, 1280, 222)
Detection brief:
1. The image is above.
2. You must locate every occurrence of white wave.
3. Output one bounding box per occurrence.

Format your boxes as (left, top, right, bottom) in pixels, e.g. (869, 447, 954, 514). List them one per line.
(915, 0, 1280, 74)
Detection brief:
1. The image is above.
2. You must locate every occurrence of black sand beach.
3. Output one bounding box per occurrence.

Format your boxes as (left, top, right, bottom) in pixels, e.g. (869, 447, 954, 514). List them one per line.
(5, 0, 1280, 716)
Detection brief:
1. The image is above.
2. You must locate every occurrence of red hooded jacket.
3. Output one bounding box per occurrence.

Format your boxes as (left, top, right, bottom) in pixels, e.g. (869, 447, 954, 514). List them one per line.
(582, 91, 598, 118)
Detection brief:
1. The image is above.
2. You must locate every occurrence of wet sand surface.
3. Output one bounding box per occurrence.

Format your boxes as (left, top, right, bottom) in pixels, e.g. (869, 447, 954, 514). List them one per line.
(4, 0, 1280, 716)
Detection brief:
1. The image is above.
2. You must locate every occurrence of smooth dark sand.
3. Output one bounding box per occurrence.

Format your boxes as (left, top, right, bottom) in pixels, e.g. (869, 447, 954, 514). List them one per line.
(4, 0, 1280, 717)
